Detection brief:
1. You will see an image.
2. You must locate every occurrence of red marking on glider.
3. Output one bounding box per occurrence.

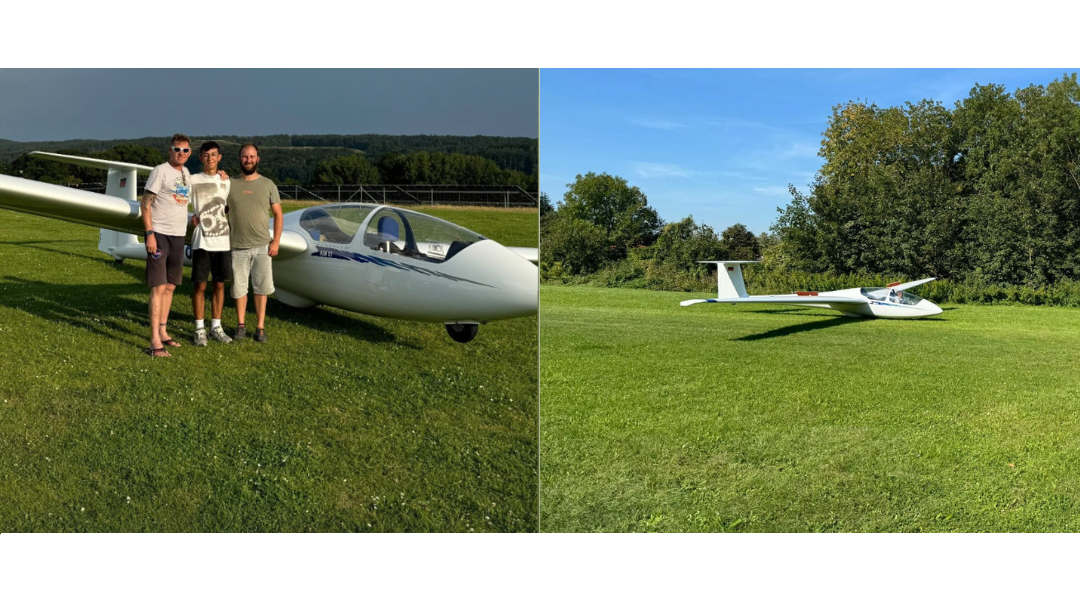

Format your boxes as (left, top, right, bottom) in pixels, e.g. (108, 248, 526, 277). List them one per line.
(795, 291, 819, 296)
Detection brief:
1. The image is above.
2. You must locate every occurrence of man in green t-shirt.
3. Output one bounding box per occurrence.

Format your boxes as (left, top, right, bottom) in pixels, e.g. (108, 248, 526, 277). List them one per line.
(227, 143, 283, 343)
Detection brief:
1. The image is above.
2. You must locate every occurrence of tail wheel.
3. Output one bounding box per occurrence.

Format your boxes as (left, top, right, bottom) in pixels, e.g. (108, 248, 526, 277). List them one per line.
(445, 323, 479, 343)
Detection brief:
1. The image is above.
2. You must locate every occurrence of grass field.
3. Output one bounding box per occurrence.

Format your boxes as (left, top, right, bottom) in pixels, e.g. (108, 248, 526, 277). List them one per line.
(0, 204, 537, 532)
(541, 284, 1080, 532)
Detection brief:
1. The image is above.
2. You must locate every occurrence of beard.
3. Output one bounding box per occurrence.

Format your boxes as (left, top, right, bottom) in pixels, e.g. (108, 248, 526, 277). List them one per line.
(241, 161, 258, 176)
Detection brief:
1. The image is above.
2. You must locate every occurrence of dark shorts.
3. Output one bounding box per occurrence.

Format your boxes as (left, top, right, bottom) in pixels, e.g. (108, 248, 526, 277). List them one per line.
(145, 233, 185, 288)
(191, 248, 233, 284)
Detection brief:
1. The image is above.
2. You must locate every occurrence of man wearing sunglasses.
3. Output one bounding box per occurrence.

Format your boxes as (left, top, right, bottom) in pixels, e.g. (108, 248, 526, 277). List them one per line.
(141, 134, 194, 357)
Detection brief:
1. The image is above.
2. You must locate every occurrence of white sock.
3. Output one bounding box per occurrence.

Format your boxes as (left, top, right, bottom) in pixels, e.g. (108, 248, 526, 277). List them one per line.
(195, 320, 205, 330)
(212, 319, 222, 329)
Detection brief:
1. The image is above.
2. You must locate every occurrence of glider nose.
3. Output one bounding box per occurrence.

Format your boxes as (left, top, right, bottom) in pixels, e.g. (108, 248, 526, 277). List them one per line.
(500, 249, 538, 318)
(443, 240, 538, 320)
(512, 266, 539, 317)
(920, 300, 943, 316)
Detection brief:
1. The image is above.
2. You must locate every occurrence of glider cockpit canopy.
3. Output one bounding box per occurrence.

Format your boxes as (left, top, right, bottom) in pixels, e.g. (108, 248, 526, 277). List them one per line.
(299, 204, 486, 264)
(861, 286, 924, 305)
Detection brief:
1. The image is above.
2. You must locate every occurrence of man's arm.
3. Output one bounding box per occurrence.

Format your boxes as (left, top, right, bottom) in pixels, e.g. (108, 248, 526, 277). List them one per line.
(189, 173, 204, 226)
(140, 190, 157, 254)
(268, 202, 283, 257)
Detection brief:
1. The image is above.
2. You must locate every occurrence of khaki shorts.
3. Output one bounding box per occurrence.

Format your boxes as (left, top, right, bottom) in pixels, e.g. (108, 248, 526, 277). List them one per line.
(231, 245, 274, 298)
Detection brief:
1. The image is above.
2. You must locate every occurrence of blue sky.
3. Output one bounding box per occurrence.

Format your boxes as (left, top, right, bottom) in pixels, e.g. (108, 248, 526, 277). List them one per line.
(0, 69, 538, 141)
(540, 69, 1076, 235)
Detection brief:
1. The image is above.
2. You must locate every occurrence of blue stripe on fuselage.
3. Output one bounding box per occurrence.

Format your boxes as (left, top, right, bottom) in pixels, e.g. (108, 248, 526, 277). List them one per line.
(310, 246, 495, 288)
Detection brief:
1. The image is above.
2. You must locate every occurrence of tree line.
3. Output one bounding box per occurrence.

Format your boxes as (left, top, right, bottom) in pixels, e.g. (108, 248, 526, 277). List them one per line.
(0, 133, 537, 186)
(540, 172, 763, 291)
(773, 73, 1080, 289)
(1, 141, 537, 191)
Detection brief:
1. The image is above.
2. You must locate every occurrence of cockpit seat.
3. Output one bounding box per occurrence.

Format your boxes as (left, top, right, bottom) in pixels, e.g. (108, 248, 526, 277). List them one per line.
(375, 217, 399, 252)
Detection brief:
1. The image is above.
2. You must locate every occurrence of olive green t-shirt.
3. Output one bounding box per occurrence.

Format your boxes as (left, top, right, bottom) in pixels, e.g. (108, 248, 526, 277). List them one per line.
(227, 176, 280, 249)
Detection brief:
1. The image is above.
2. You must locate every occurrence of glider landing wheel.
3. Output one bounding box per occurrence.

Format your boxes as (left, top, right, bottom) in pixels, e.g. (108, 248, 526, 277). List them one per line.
(445, 323, 479, 343)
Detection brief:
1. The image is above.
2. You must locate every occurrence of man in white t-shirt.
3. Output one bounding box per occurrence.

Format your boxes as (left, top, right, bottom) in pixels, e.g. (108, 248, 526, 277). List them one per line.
(141, 134, 194, 357)
(188, 140, 233, 346)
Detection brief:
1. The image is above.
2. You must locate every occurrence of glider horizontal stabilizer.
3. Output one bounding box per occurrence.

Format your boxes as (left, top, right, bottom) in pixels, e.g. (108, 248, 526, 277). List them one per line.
(507, 247, 538, 263)
(29, 151, 155, 175)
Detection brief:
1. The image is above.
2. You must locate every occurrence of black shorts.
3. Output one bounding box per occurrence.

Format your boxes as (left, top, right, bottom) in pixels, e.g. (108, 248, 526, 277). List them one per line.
(145, 233, 185, 288)
(192, 249, 233, 284)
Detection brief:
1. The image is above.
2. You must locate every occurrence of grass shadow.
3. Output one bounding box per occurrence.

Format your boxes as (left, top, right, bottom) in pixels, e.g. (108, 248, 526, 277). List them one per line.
(268, 302, 411, 347)
(0, 239, 83, 246)
(0, 240, 147, 283)
(0, 274, 409, 348)
(734, 314, 865, 341)
(750, 307, 835, 317)
(0, 275, 149, 346)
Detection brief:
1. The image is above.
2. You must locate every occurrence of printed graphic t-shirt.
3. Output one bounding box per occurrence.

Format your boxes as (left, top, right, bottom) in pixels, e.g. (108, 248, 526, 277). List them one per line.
(144, 162, 191, 237)
(189, 172, 231, 251)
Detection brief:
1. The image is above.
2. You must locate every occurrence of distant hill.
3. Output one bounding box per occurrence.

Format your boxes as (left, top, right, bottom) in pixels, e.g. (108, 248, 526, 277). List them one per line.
(0, 133, 537, 183)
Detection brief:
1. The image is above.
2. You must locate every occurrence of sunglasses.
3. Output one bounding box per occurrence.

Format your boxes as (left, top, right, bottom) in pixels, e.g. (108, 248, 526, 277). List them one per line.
(172, 147, 191, 153)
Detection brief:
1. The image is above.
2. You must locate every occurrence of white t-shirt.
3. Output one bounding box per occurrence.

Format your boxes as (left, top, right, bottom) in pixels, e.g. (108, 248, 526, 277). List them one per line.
(189, 172, 232, 251)
(144, 162, 192, 237)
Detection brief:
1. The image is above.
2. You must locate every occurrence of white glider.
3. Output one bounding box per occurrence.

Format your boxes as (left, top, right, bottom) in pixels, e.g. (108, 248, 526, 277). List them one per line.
(0, 152, 538, 343)
(680, 261, 943, 319)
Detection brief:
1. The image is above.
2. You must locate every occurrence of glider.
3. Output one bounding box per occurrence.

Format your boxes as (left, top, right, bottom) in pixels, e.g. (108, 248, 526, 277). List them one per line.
(680, 261, 943, 319)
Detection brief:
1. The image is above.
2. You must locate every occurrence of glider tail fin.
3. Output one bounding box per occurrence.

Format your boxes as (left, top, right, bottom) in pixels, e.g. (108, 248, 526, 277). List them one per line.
(98, 229, 141, 263)
(697, 260, 760, 299)
(28, 152, 156, 263)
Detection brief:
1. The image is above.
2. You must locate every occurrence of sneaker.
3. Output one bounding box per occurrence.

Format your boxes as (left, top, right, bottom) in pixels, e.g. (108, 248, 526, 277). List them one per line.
(254, 328, 267, 343)
(209, 326, 232, 344)
(193, 328, 208, 347)
(233, 324, 246, 342)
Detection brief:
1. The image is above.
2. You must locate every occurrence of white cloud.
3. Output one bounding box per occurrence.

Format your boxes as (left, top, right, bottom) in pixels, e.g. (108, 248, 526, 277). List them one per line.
(779, 141, 820, 159)
(751, 185, 791, 196)
(632, 162, 698, 178)
(631, 118, 684, 130)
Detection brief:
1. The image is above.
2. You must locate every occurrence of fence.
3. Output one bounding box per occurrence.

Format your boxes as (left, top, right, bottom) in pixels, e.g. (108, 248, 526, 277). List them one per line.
(73, 182, 538, 208)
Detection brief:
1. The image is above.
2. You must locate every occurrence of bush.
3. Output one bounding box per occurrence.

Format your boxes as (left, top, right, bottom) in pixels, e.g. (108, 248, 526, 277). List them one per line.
(539, 215, 609, 275)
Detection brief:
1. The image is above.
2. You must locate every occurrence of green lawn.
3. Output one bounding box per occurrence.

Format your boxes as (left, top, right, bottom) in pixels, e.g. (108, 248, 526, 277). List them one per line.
(540, 284, 1080, 532)
(0, 206, 537, 532)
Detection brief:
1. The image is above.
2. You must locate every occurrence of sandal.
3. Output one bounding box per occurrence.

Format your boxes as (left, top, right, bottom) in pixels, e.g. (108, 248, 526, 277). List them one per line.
(146, 346, 172, 358)
(159, 323, 181, 347)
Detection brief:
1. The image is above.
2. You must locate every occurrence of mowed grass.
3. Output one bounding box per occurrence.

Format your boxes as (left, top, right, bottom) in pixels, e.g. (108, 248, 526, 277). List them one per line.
(0, 204, 537, 532)
(541, 284, 1080, 532)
